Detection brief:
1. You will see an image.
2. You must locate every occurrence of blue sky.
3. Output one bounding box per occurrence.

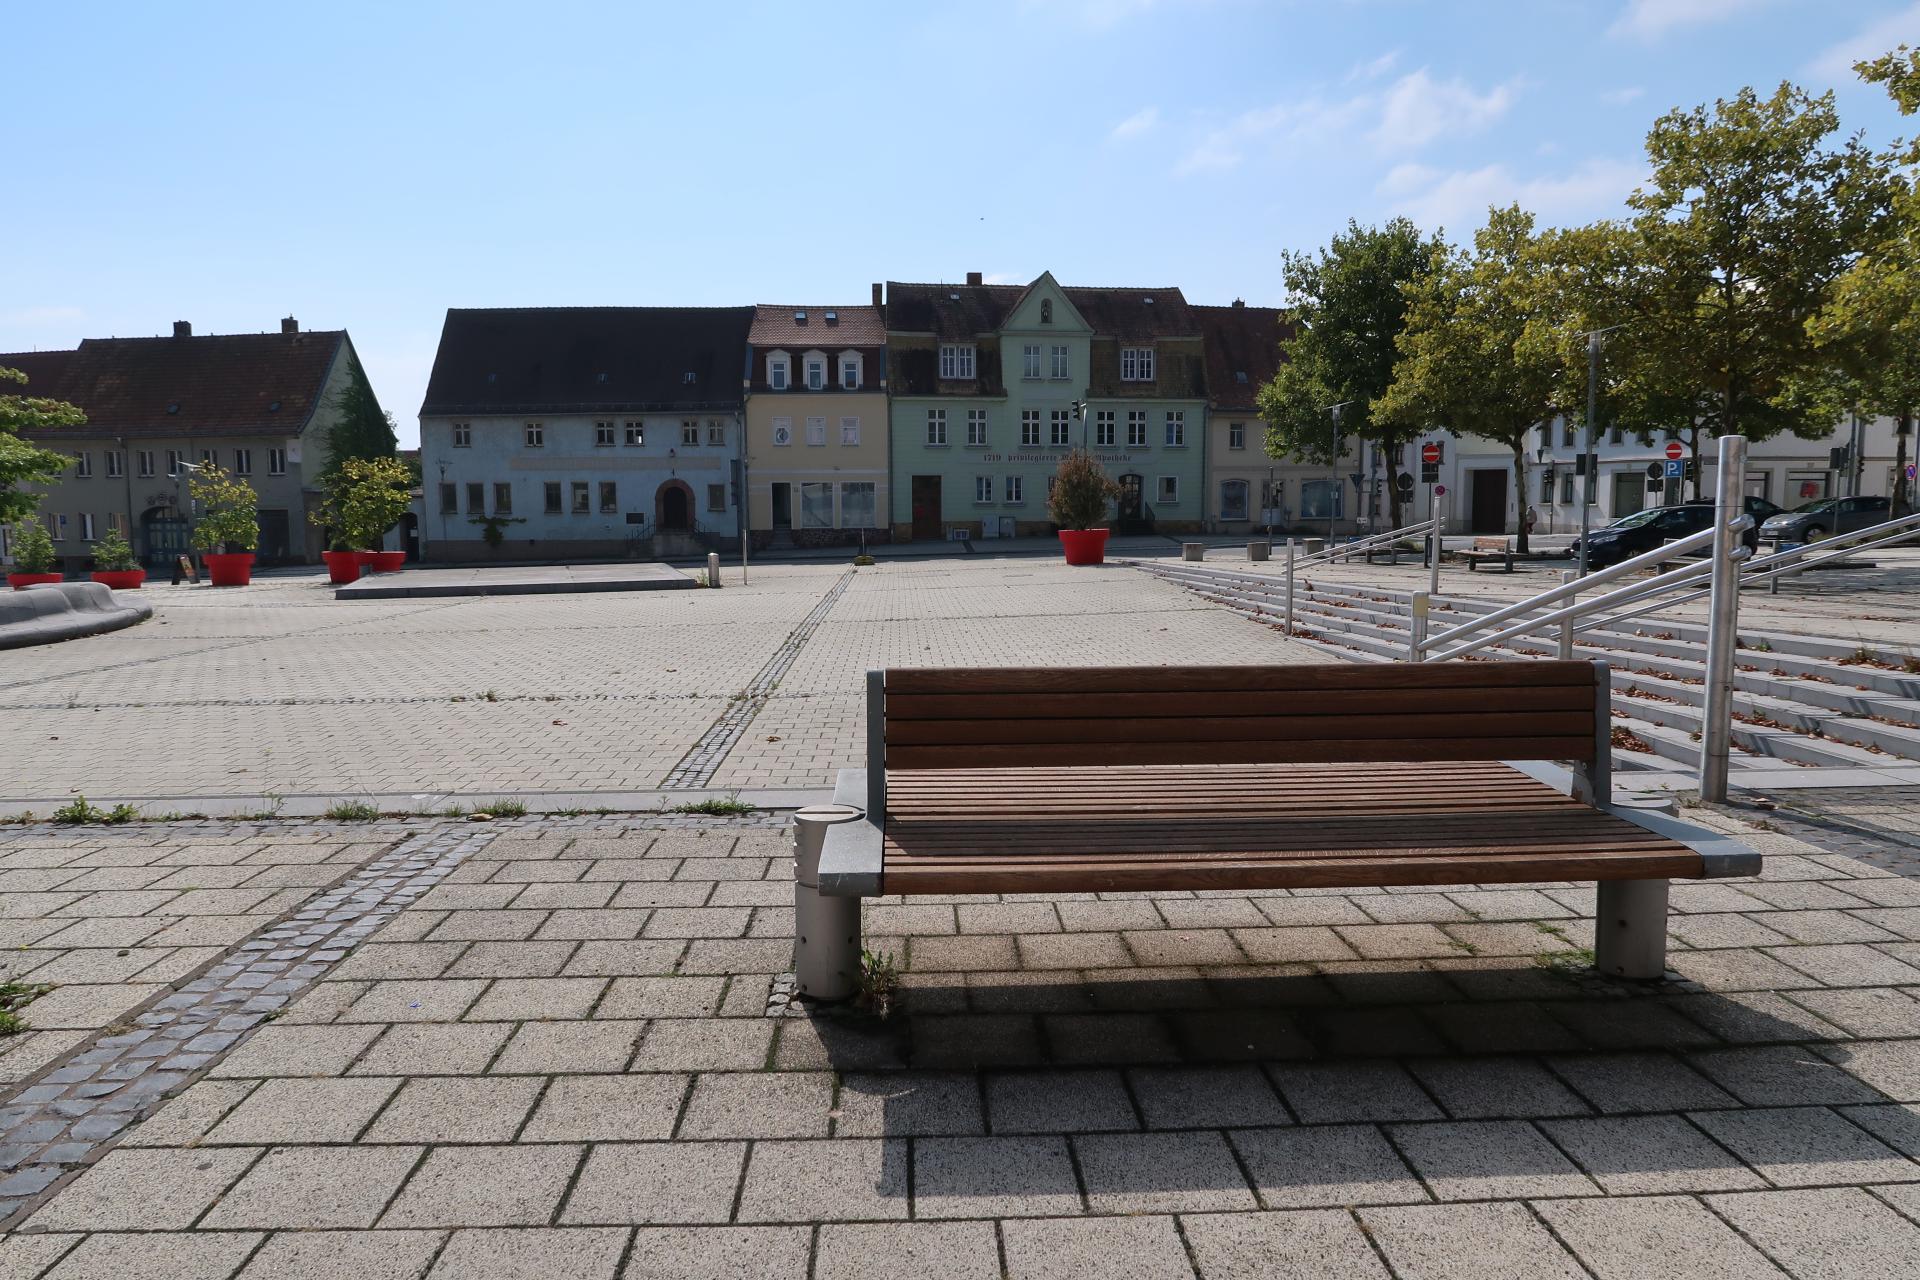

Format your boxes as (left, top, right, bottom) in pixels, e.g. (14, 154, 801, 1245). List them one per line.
(4, 0, 1914, 446)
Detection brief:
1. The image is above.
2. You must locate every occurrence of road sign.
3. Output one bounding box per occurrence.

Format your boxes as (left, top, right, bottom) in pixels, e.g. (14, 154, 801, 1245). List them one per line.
(1665, 441, 1684, 461)
(1396, 473, 1415, 494)
(1434, 484, 1447, 497)
(1420, 463, 1440, 483)
(1645, 462, 1663, 480)
(1421, 442, 1441, 464)
(1907, 463, 1917, 480)
(1664, 460, 1684, 479)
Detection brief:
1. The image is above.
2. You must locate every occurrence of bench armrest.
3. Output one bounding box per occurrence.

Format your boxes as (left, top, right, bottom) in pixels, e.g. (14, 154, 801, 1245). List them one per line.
(818, 820, 883, 897)
(1505, 760, 1761, 879)
(833, 768, 868, 810)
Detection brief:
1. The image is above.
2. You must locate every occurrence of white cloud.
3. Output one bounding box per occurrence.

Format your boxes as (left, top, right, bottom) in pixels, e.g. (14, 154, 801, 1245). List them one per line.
(1372, 69, 1520, 149)
(1109, 106, 1160, 141)
(1600, 85, 1645, 105)
(1609, 0, 1765, 40)
(1807, 2, 1920, 80)
(1377, 163, 1440, 197)
(1381, 156, 1648, 232)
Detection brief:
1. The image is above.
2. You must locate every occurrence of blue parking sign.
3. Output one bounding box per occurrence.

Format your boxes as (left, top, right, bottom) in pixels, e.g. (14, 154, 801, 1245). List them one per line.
(1664, 460, 1684, 479)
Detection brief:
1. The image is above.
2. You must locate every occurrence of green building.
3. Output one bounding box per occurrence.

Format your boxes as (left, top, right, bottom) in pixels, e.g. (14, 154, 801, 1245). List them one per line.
(885, 272, 1209, 541)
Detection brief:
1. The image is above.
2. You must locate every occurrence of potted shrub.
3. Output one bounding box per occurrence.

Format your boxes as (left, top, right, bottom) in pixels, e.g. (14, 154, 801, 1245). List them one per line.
(1048, 448, 1122, 565)
(320, 536, 360, 585)
(88, 526, 145, 589)
(315, 457, 412, 574)
(189, 463, 259, 587)
(6, 517, 62, 589)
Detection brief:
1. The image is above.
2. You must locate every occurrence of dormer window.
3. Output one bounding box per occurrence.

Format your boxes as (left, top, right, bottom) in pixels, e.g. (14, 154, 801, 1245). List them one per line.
(805, 355, 826, 391)
(768, 352, 791, 390)
(839, 353, 863, 390)
(1121, 346, 1155, 382)
(939, 343, 976, 380)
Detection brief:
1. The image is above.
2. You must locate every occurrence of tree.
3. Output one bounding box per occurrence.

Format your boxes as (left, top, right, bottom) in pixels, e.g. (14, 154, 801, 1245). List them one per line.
(1256, 218, 1446, 528)
(311, 456, 414, 549)
(187, 464, 259, 554)
(1047, 449, 1121, 529)
(1379, 206, 1566, 552)
(322, 353, 396, 474)
(0, 366, 82, 525)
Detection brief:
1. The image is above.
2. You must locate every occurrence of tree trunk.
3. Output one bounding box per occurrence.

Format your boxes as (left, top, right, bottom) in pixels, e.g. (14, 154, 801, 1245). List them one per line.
(1385, 452, 1405, 530)
(1685, 423, 1703, 501)
(1893, 411, 1912, 518)
(1512, 442, 1531, 554)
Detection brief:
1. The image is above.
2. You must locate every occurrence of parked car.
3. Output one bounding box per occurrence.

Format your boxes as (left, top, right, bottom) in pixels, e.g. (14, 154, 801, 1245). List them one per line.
(1759, 495, 1890, 543)
(1570, 497, 1777, 569)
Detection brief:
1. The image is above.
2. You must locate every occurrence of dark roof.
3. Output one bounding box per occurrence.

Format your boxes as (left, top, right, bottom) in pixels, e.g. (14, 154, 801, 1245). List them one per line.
(1, 331, 345, 439)
(1060, 287, 1197, 340)
(749, 304, 885, 347)
(1193, 304, 1292, 410)
(421, 307, 754, 416)
(884, 279, 1199, 341)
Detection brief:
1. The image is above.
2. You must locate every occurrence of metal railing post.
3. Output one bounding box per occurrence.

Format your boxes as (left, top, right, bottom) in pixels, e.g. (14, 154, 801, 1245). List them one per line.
(1284, 539, 1296, 635)
(1408, 591, 1428, 662)
(1428, 494, 1443, 599)
(1698, 434, 1747, 803)
(1558, 569, 1576, 660)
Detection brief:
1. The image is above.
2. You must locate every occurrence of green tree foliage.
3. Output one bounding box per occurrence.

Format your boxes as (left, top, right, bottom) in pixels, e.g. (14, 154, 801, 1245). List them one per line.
(311, 456, 414, 549)
(1256, 218, 1446, 528)
(8, 516, 57, 573)
(0, 366, 82, 525)
(89, 525, 137, 572)
(322, 353, 397, 474)
(1047, 448, 1122, 529)
(1379, 206, 1565, 552)
(187, 463, 259, 554)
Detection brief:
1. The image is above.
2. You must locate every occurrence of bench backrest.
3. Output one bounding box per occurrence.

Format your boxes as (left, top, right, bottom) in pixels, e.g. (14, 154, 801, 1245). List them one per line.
(1472, 537, 1509, 551)
(870, 661, 1605, 773)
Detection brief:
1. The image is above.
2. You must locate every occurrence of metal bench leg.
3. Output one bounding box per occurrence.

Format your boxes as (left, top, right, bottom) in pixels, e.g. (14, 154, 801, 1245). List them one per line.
(1594, 878, 1669, 980)
(793, 806, 865, 1001)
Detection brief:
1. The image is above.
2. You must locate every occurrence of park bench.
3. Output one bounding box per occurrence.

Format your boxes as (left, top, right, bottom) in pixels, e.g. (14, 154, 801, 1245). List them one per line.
(1460, 536, 1515, 572)
(813, 661, 1758, 982)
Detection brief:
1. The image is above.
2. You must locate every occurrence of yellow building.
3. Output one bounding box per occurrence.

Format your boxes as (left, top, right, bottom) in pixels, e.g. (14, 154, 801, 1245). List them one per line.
(744, 299, 889, 547)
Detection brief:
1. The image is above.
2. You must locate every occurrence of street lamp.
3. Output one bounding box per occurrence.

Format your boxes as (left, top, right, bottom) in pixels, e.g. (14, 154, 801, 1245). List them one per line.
(1574, 324, 1627, 577)
(1320, 401, 1354, 545)
(169, 460, 209, 581)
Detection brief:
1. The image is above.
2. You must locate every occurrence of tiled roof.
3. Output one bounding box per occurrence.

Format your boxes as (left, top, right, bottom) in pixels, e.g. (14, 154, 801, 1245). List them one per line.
(421, 307, 754, 416)
(749, 305, 885, 347)
(1, 331, 345, 439)
(884, 282, 1025, 339)
(1193, 304, 1293, 411)
(1061, 287, 1198, 341)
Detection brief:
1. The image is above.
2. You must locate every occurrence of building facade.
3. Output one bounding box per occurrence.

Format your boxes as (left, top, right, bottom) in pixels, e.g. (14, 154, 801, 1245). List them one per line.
(416, 307, 754, 561)
(884, 273, 1210, 541)
(1, 319, 375, 571)
(743, 299, 889, 547)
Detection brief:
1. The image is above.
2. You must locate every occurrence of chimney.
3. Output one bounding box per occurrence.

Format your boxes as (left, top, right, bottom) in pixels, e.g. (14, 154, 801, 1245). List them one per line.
(965, 271, 983, 287)
(1232, 298, 1245, 309)
(281, 316, 299, 334)
(172, 320, 192, 338)
(871, 282, 883, 309)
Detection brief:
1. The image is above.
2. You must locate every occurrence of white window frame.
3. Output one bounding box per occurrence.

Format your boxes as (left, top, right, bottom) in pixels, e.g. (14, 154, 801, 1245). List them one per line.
(1022, 344, 1041, 379)
(624, 422, 646, 446)
(926, 409, 947, 445)
(1121, 346, 1155, 381)
(1095, 410, 1116, 448)
(805, 417, 827, 447)
(707, 483, 727, 513)
(494, 482, 512, 515)
(73, 452, 91, 478)
(1220, 479, 1250, 521)
(232, 448, 252, 476)
(1005, 474, 1024, 505)
(600, 481, 618, 514)
(165, 449, 183, 476)
(466, 481, 485, 514)
(839, 417, 861, 446)
(1050, 410, 1071, 447)
(974, 475, 993, 504)
(571, 481, 590, 515)
(138, 450, 155, 479)
(804, 353, 827, 391)
(1127, 410, 1148, 448)
(594, 421, 615, 447)
(1050, 345, 1069, 379)
(839, 353, 862, 389)
(1228, 421, 1246, 451)
(966, 409, 988, 448)
(106, 450, 124, 478)
(1164, 411, 1186, 448)
(799, 480, 835, 529)
(1020, 410, 1041, 447)
(80, 512, 96, 541)
(840, 481, 876, 528)
(452, 422, 472, 447)
(267, 448, 286, 476)
(708, 421, 726, 446)
(681, 421, 699, 446)
(767, 351, 791, 390)
(524, 422, 544, 448)
(1157, 475, 1180, 504)
(939, 344, 976, 380)
(544, 481, 562, 514)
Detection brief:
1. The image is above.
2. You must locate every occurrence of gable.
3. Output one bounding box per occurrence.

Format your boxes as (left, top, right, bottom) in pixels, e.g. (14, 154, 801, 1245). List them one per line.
(1001, 273, 1089, 334)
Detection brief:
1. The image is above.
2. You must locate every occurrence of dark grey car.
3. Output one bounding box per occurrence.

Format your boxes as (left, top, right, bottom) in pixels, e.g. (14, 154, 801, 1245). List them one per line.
(1760, 495, 1890, 542)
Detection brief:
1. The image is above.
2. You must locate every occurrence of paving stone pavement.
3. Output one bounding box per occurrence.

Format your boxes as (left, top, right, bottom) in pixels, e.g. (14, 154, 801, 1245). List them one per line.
(0, 808, 1919, 1277)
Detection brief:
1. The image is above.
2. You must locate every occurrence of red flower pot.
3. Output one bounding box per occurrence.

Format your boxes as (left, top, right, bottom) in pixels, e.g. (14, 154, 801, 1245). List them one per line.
(371, 550, 406, 573)
(7, 572, 63, 590)
(90, 569, 147, 590)
(1058, 529, 1110, 566)
(355, 550, 381, 572)
(322, 550, 361, 584)
(204, 552, 254, 587)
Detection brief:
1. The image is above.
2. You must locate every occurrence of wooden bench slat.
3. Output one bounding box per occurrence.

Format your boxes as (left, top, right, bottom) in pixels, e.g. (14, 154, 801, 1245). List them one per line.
(884, 711, 1593, 748)
(882, 662, 1596, 696)
(884, 686, 1598, 720)
(886, 737, 1598, 770)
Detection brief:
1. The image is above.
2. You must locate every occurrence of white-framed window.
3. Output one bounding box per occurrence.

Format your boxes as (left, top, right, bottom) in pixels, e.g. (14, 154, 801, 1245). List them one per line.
(768, 351, 791, 390)
(1157, 476, 1180, 504)
(840, 353, 862, 389)
(200, 448, 215, 467)
(494, 483, 512, 514)
(1095, 410, 1116, 447)
(625, 421, 645, 446)
(107, 512, 127, 536)
(233, 448, 252, 476)
(800, 481, 834, 529)
(525, 422, 544, 448)
(1021, 410, 1041, 447)
(707, 483, 727, 512)
(80, 512, 96, 541)
(974, 475, 993, 503)
(1127, 410, 1148, 448)
(105, 450, 124, 479)
(600, 481, 618, 514)
(268, 448, 286, 476)
(1050, 345, 1069, 379)
(137, 450, 155, 479)
(1023, 344, 1041, 379)
(771, 417, 794, 447)
(1006, 474, 1024, 504)
(1560, 473, 1576, 505)
(73, 452, 91, 478)
(966, 409, 988, 447)
(52, 513, 69, 540)
(453, 422, 472, 447)
(839, 417, 861, 446)
(1121, 347, 1155, 381)
(681, 421, 699, 446)
(595, 421, 615, 447)
(841, 481, 876, 527)
(708, 421, 726, 445)
(805, 355, 826, 390)
(466, 482, 485, 513)
(1050, 409, 1071, 446)
(926, 408, 947, 445)
(805, 417, 827, 447)
(1229, 422, 1246, 450)
(1220, 479, 1249, 521)
(939, 343, 976, 380)
(1302, 478, 1344, 519)
(1164, 411, 1186, 447)
(544, 481, 562, 514)
(166, 449, 183, 476)
(571, 481, 590, 514)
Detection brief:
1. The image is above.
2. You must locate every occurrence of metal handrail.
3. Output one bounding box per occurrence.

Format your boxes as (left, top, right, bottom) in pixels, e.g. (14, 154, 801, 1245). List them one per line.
(1295, 513, 1437, 567)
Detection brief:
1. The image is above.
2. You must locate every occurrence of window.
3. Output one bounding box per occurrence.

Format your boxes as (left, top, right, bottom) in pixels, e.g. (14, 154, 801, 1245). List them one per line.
(138, 450, 155, 479)
(1229, 422, 1246, 451)
(525, 422, 544, 448)
(840, 354, 861, 389)
(1608, 425, 1623, 446)
(439, 482, 458, 515)
(1221, 479, 1250, 521)
(74, 452, 91, 478)
(1050, 410, 1071, 446)
(1788, 470, 1830, 502)
(768, 352, 790, 390)
(1301, 478, 1343, 519)
(571, 481, 590, 514)
(107, 512, 127, 536)
(1006, 475, 1024, 504)
(268, 448, 287, 476)
(1127, 410, 1148, 448)
(1041, 299, 1053, 323)
(1021, 410, 1041, 446)
(806, 417, 827, 447)
(1157, 476, 1180, 504)
(841, 482, 876, 527)
(595, 422, 615, 447)
(625, 422, 645, 446)
(707, 483, 727, 512)
(545, 482, 563, 514)
(840, 417, 860, 445)
(1023, 344, 1042, 379)
(1561, 419, 1575, 447)
(52, 513, 69, 540)
(233, 448, 252, 476)
(1560, 473, 1575, 505)
(200, 448, 215, 467)
(974, 475, 993, 503)
(600, 481, 618, 514)
(166, 449, 184, 476)
(926, 409, 947, 445)
(1050, 345, 1069, 379)
(1121, 347, 1155, 381)
(681, 422, 699, 446)
(771, 417, 793, 447)
(966, 409, 988, 446)
(493, 483, 512, 515)
(939, 343, 976, 380)
(105, 450, 124, 478)
(708, 421, 725, 445)
(466, 482, 485, 513)
(453, 422, 471, 447)
(806, 356, 826, 390)
(1095, 410, 1116, 447)
(80, 512, 96, 541)
(1164, 412, 1186, 447)
(800, 481, 834, 528)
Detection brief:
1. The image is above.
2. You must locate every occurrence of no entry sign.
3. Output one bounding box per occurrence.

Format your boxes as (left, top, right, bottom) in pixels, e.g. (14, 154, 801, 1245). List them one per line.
(1421, 442, 1441, 464)
(1665, 441, 1685, 460)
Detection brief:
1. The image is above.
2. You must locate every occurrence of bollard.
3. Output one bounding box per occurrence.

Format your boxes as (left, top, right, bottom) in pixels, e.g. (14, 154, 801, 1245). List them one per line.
(1408, 591, 1428, 662)
(1248, 542, 1270, 562)
(1558, 569, 1576, 660)
(1698, 434, 1748, 802)
(791, 805, 865, 1001)
(1428, 494, 1443, 600)
(1284, 540, 1296, 634)
(1183, 542, 1205, 562)
(707, 552, 722, 588)
(1304, 537, 1325, 556)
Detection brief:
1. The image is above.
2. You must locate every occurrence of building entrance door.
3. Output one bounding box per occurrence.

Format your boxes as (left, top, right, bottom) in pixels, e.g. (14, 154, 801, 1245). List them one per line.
(1610, 471, 1645, 520)
(1117, 473, 1143, 527)
(1469, 469, 1507, 534)
(141, 509, 189, 568)
(659, 485, 691, 531)
(911, 476, 941, 541)
(771, 483, 792, 530)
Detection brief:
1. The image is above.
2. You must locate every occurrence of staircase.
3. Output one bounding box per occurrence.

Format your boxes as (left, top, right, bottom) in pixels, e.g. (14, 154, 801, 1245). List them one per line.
(1135, 560, 1920, 787)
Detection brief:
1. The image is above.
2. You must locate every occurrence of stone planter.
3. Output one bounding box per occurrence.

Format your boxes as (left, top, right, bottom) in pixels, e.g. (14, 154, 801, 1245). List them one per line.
(89, 569, 147, 590)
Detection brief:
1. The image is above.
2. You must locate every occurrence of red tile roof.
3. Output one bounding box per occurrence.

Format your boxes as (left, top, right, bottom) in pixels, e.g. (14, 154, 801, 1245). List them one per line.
(1193, 304, 1293, 411)
(749, 305, 885, 347)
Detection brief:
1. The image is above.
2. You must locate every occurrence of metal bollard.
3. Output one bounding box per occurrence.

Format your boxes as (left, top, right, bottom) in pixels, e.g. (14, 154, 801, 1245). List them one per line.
(1284, 540, 1296, 634)
(791, 805, 864, 1001)
(1248, 541, 1271, 562)
(707, 552, 722, 588)
(1558, 569, 1576, 660)
(1428, 494, 1443, 599)
(1408, 591, 1428, 662)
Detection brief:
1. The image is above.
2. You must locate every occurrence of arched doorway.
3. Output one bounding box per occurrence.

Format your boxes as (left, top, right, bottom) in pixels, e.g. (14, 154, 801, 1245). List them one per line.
(656, 480, 693, 532)
(141, 506, 189, 568)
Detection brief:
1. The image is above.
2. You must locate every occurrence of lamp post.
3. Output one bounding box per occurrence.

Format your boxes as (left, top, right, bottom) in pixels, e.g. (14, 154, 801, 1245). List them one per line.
(170, 459, 208, 582)
(1573, 324, 1626, 577)
(1320, 401, 1353, 545)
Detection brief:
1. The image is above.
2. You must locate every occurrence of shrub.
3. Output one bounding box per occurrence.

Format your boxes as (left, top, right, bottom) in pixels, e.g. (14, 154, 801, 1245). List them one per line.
(10, 517, 57, 572)
(188, 464, 259, 553)
(1047, 449, 1121, 530)
(312, 456, 413, 549)
(90, 526, 137, 572)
